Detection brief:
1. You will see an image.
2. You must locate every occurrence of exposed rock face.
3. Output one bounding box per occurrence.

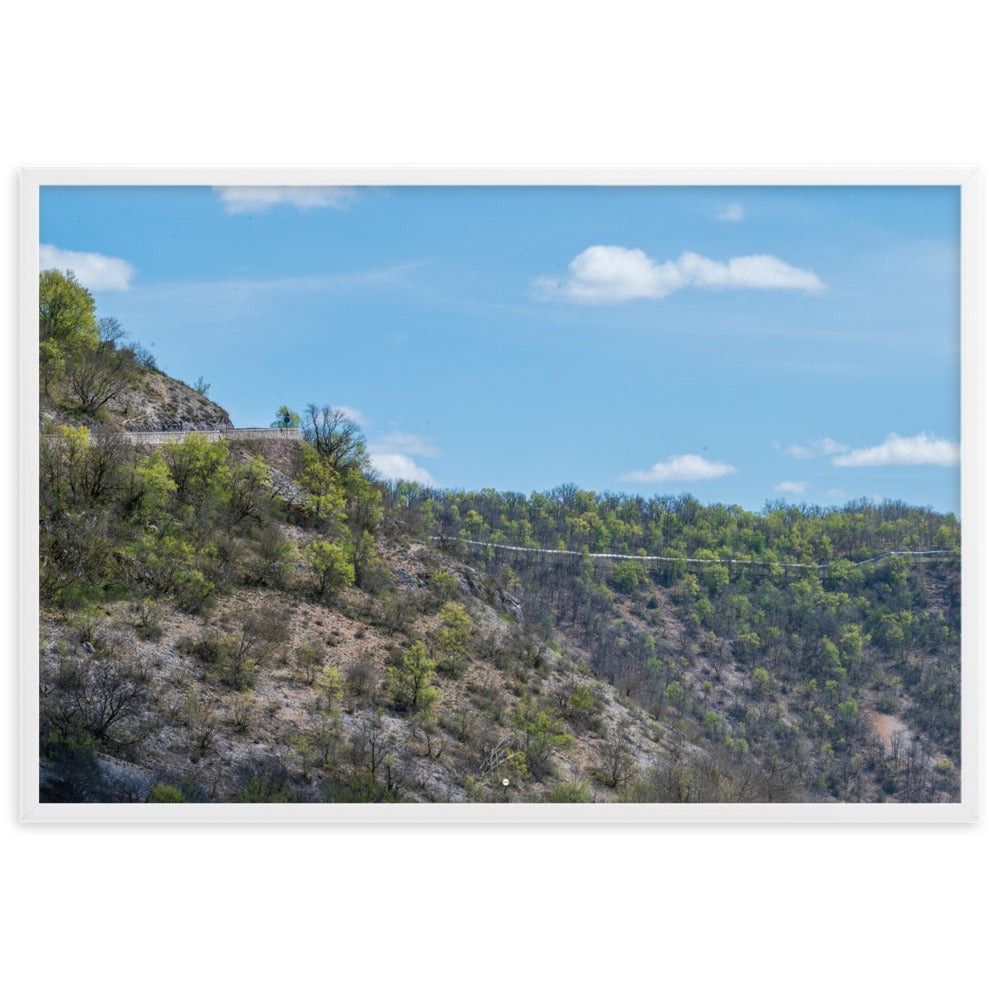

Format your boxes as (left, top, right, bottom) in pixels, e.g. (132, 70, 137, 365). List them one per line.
(457, 567, 523, 624)
(110, 371, 231, 429)
(265, 467, 307, 507)
(499, 591, 524, 625)
(394, 567, 425, 590)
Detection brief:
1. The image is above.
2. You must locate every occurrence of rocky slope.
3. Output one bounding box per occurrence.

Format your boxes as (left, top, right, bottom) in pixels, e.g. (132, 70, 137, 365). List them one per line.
(39, 527, 702, 804)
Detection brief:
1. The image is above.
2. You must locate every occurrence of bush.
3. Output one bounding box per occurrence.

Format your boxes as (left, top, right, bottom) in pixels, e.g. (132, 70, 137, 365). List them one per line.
(344, 656, 379, 702)
(430, 571, 460, 604)
(295, 642, 324, 685)
(435, 601, 476, 676)
(609, 560, 650, 595)
(174, 568, 216, 615)
(39, 721, 102, 802)
(148, 783, 186, 803)
(134, 598, 164, 640)
(512, 696, 572, 779)
(215, 606, 290, 690)
(246, 524, 295, 588)
(387, 641, 438, 712)
(548, 779, 593, 803)
(232, 759, 295, 802)
(304, 540, 355, 600)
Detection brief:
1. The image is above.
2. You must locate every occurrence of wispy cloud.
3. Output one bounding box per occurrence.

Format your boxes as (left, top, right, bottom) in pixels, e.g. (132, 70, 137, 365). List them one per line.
(369, 431, 441, 458)
(715, 202, 745, 222)
(125, 261, 424, 306)
(774, 441, 814, 460)
(774, 480, 809, 495)
(621, 454, 736, 484)
(40, 244, 135, 291)
(531, 245, 824, 304)
(817, 437, 849, 455)
(332, 405, 366, 427)
(774, 437, 848, 460)
(214, 186, 359, 214)
(832, 432, 959, 468)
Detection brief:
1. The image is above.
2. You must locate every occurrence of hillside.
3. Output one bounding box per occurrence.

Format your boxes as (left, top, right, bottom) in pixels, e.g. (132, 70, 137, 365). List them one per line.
(35, 270, 962, 806)
(42, 364, 231, 431)
(397, 491, 961, 803)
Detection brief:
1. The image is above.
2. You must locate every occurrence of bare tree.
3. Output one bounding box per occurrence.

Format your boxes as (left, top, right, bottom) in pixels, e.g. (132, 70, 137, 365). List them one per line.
(63, 318, 141, 417)
(303, 404, 368, 473)
(599, 723, 639, 789)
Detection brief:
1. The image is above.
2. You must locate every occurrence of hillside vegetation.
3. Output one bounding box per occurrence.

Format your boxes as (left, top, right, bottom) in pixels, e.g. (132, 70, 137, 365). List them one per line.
(36, 271, 962, 805)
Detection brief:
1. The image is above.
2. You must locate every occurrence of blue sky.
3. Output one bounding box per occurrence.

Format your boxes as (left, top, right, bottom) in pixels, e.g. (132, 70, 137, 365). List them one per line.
(39, 184, 961, 514)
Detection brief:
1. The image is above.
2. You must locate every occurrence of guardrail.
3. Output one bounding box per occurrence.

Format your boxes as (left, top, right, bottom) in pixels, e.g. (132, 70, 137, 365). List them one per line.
(431, 536, 958, 571)
(41, 427, 304, 445)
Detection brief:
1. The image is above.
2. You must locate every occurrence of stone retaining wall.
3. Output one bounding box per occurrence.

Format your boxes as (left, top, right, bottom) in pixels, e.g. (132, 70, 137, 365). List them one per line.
(42, 427, 304, 446)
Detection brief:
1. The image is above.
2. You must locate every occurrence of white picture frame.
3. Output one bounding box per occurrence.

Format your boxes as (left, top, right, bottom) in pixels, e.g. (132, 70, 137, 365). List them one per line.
(19, 165, 982, 823)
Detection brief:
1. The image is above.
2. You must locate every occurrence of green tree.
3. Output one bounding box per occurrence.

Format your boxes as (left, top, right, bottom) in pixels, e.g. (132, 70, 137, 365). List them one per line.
(316, 664, 345, 713)
(511, 695, 572, 779)
(39, 269, 98, 345)
(609, 560, 649, 594)
(271, 405, 301, 429)
(388, 641, 439, 712)
(295, 444, 348, 526)
(162, 433, 229, 506)
(389, 641, 438, 711)
(224, 455, 274, 525)
(304, 540, 355, 599)
(435, 600, 475, 673)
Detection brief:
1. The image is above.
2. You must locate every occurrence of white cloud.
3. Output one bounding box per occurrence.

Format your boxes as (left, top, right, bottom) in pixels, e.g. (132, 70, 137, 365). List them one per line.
(330, 405, 366, 427)
(368, 427, 440, 485)
(774, 480, 809, 494)
(716, 202, 745, 222)
(832, 432, 960, 468)
(678, 251, 825, 291)
(40, 244, 135, 291)
(214, 186, 358, 214)
(774, 441, 815, 460)
(817, 437, 849, 455)
(320, 406, 367, 427)
(369, 452, 436, 486)
(621, 454, 736, 484)
(774, 437, 848, 460)
(826, 488, 846, 499)
(532, 245, 824, 304)
(369, 431, 441, 458)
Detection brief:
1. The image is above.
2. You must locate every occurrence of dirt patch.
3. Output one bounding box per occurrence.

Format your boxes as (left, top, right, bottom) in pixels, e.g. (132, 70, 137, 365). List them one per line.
(867, 710, 910, 749)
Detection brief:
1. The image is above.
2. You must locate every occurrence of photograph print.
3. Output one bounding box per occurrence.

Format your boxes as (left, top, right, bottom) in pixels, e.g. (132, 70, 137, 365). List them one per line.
(29, 177, 967, 816)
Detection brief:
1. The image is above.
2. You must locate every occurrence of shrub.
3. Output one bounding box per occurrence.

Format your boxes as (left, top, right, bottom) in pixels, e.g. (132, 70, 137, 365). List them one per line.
(609, 560, 649, 595)
(174, 568, 216, 615)
(548, 779, 593, 803)
(232, 759, 295, 803)
(344, 656, 379, 703)
(216, 606, 290, 690)
(434, 601, 476, 676)
(387, 640, 438, 712)
(148, 783, 186, 803)
(134, 597, 164, 640)
(430, 571, 460, 604)
(511, 695, 572, 779)
(304, 540, 355, 599)
(246, 524, 295, 588)
(295, 642, 324, 685)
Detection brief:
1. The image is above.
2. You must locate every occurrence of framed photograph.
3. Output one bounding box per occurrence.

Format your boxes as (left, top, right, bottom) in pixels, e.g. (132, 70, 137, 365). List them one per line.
(19, 167, 981, 822)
